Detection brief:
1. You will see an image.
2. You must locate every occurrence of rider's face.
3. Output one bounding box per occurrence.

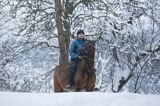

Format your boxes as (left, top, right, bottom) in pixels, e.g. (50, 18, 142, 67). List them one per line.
(78, 33, 84, 39)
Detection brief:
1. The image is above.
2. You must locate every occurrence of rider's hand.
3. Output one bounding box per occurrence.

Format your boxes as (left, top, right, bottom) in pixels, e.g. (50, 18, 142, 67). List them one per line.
(78, 56, 82, 59)
(74, 56, 82, 62)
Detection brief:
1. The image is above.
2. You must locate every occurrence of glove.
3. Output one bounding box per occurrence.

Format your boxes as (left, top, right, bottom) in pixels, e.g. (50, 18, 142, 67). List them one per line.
(78, 56, 82, 59)
(72, 56, 79, 62)
(74, 56, 82, 62)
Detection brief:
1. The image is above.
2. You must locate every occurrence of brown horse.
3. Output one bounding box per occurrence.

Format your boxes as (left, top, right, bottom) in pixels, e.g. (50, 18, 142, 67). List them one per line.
(53, 40, 96, 92)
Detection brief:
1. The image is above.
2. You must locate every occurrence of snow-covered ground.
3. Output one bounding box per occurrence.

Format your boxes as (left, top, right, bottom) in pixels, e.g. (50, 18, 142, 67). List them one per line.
(0, 92, 160, 106)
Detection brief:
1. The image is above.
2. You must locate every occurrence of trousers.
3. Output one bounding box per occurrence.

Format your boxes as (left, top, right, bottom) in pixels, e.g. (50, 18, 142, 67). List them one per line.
(67, 59, 78, 86)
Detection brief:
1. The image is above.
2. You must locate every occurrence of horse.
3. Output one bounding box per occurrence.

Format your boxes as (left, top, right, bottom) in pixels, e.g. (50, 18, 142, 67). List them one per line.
(53, 40, 96, 92)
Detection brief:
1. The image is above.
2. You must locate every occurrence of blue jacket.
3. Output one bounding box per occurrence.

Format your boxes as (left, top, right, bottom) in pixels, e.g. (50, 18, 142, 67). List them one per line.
(69, 38, 85, 60)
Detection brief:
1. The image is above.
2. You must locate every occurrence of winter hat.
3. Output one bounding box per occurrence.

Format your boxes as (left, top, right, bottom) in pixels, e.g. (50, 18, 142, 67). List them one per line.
(77, 30, 84, 36)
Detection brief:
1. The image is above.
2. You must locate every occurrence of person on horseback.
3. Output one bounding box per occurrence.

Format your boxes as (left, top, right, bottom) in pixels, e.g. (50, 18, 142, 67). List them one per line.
(66, 30, 85, 90)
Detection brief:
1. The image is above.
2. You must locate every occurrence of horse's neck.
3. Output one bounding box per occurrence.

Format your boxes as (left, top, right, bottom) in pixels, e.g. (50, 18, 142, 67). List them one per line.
(80, 61, 95, 80)
(77, 58, 94, 73)
(87, 58, 94, 66)
(82, 59, 94, 72)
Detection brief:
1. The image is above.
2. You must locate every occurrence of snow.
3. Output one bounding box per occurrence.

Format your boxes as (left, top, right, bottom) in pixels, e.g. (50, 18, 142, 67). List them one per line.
(0, 92, 160, 106)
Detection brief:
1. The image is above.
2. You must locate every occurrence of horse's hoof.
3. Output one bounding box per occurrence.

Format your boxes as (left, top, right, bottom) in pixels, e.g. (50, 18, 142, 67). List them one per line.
(93, 88, 99, 91)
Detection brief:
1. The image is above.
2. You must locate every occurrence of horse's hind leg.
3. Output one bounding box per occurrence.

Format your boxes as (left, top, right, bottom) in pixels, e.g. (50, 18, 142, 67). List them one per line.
(54, 86, 63, 93)
(54, 77, 63, 93)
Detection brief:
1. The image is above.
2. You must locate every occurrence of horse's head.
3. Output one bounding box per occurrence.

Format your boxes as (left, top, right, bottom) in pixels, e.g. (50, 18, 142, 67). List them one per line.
(85, 40, 96, 58)
(79, 40, 96, 60)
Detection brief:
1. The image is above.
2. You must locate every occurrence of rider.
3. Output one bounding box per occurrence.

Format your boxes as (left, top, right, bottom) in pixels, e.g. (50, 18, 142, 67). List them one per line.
(66, 30, 85, 90)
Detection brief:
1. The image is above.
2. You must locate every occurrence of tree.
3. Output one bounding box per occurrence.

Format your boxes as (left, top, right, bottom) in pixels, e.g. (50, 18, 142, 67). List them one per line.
(54, 0, 97, 64)
(55, 0, 71, 64)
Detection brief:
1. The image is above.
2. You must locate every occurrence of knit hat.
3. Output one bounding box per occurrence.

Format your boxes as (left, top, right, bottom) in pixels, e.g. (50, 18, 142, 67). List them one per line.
(77, 30, 84, 36)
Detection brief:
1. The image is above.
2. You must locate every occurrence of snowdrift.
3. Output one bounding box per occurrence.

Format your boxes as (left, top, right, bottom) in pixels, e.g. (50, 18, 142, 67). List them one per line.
(0, 92, 160, 106)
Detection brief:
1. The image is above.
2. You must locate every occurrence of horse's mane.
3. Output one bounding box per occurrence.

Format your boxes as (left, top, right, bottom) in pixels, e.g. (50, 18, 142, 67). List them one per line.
(84, 40, 96, 61)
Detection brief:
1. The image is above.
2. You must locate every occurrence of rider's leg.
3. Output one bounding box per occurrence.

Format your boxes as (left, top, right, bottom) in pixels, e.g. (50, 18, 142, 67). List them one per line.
(67, 60, 78, 88)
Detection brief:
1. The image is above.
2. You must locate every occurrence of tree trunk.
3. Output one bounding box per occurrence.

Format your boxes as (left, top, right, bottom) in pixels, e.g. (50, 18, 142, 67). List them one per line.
(55, 0, 71, 64)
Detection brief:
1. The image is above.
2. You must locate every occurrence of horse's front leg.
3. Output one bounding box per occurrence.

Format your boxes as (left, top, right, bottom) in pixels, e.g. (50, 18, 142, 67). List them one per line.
(86, 73, 96, 92)
(75, 81, 81, 92)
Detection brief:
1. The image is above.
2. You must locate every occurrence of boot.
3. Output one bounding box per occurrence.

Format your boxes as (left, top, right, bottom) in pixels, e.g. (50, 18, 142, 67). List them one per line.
(65, 84, 71, 92)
